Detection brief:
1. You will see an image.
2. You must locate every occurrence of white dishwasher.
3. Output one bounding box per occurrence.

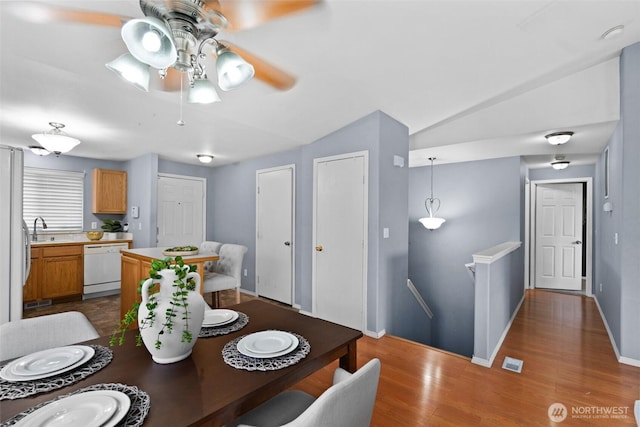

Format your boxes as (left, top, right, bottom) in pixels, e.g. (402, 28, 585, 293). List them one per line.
(83, 243, 129, 298)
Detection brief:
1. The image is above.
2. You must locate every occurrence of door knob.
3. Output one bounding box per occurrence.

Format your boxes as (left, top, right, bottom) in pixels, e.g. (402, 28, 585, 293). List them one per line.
(572, 240, 582, 245)
(284, 241, 291, 246)
(315, 245, 323, 252)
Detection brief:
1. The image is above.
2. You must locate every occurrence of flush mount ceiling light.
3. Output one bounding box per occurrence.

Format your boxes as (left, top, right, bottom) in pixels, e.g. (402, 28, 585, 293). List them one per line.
(28, 145, 51, 156)
(31, 122, 81, 155)
(551, 155, 570, 170)
(419, 157, 446, 230)
(545, 131, 574, 145)
(106, 0, 255, 104)
(197, 154, 214, 164)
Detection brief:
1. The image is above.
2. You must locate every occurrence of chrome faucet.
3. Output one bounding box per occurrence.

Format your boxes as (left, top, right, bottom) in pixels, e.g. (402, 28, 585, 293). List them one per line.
(32, 216, 47, 242)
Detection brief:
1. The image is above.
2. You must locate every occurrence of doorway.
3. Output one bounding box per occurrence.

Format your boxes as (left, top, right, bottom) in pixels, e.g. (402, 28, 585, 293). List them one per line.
(527, 178, 592, 295)
(157, 174, 206, 247)
(255, 165, 295, 305)
(312, 151, 368, 331)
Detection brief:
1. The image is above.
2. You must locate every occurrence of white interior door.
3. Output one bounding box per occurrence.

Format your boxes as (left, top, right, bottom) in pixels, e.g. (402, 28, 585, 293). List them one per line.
(535, 183, 583, 290)
(157, 174, 205, 247)
(256, 166, 294, 305)
(313, 152, 367, 331)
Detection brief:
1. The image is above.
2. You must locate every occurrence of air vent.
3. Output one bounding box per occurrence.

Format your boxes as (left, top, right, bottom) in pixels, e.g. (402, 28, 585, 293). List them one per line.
(502, 356, 523, 373)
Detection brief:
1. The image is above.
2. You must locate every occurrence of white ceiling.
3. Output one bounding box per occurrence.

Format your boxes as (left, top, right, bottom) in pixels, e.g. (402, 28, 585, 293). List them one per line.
(1, 1, 639, 169)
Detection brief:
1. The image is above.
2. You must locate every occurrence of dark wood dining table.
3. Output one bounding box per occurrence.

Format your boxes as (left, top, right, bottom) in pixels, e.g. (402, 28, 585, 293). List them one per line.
(0, 300, 363, 426)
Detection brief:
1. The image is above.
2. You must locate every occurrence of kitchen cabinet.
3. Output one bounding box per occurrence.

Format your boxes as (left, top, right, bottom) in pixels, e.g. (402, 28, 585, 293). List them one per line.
(92, 168, 127, 214)
(24, 244, 83, 303)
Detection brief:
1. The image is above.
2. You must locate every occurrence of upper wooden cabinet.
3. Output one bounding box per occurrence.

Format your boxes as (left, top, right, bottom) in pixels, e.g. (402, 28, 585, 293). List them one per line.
(92, 168, 127, 214)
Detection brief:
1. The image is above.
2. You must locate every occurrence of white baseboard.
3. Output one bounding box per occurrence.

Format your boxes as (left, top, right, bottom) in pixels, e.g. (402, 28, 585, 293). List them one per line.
(472, 294, 525, 368)
(592, 296, 640, 367)
(239, 289, 257, 297)
(298, 309, 314, 317)
(365, 329, 386, 339)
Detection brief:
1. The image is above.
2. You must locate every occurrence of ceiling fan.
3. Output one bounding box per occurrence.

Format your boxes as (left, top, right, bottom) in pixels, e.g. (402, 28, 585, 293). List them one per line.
(23, 0, 319, 102)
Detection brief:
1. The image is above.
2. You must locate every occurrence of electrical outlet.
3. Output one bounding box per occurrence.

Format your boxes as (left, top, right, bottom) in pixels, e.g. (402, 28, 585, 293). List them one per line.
(243, 269, 248, 277)
(138, 222, 142, 230)
(600, 283, 603, 292)
(91, 222, 97, 230)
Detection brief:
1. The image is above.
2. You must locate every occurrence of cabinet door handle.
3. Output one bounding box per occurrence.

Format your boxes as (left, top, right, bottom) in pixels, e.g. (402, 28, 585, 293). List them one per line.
(284, 241, 291, 246)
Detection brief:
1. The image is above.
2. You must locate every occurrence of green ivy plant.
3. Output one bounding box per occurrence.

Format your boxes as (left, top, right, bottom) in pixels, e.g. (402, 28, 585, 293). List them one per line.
(110, 256, 197, 349)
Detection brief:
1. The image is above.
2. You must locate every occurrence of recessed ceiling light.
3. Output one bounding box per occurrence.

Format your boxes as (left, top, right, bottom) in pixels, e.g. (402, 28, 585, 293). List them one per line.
(197, 154, 214, 164)
(545, 131, 573, 145)
(601, 25, 624, 40)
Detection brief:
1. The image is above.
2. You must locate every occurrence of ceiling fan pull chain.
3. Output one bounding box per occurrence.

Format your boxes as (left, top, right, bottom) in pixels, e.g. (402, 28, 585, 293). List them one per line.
(177, 75, 185, 126)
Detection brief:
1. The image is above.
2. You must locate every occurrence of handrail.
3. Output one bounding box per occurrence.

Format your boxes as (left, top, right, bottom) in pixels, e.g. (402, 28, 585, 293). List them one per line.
(407, 279, 434, 319)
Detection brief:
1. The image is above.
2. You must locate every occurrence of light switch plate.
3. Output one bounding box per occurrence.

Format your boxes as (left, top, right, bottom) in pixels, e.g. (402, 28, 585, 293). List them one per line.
(132, 206, 139, 218)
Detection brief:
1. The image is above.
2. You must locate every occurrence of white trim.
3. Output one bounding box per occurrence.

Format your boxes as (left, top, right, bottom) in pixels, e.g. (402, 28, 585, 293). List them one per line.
(472, 241, 521, 264)
(254, 164, 296, 306)
(471, 294, 525, 368)
(312, 150, 369, 333)
(524, 178, 531, 288)
(365, 329, 386, 339)
(157, 173, 207, 244)
(298, 309, 315, 318)
(527, 178, 593, 296)
(592, 296, 640, 367)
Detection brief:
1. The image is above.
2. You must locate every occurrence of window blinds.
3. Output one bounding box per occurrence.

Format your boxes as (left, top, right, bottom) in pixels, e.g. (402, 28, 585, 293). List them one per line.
(23, 167, 84, 232)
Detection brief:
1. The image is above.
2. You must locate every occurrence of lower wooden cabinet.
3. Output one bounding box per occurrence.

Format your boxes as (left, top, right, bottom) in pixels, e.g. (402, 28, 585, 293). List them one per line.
(24, 244, 83, 303)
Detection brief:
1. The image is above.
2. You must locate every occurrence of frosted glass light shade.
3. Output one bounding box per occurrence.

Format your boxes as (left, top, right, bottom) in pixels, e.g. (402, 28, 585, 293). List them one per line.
(188, 79, 221, 104)
(551, 161, 570, 170)
(419, 217, 446, 230)
(121, 17, 177, 69)
(545, 131, 573, 145)
(216, 48, 255, 91)
(31, 133, 80, 154)
(28, 145, 50, 156)
(106, 54, 150, 92)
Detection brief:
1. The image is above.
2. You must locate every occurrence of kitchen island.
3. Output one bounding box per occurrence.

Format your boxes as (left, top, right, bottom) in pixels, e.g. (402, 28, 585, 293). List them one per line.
(120, 247, 219, 321)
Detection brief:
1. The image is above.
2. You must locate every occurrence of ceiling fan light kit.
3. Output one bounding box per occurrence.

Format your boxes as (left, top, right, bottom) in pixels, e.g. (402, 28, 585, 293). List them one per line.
(545, 131, 574, 145)
(106, 0, 259, 102)
(31, 122, 81, 155)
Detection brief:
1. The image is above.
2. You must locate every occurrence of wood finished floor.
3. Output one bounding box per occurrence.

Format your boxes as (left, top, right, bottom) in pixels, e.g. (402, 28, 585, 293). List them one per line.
(23, 289, 640, 426)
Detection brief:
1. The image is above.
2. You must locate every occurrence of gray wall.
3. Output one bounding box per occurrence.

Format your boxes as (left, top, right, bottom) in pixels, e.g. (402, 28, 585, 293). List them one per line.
(124, 154, 158, 248)
(208, 111, 410, 335)
(408, 156, 524, 357)
(595, 42, 640, 362)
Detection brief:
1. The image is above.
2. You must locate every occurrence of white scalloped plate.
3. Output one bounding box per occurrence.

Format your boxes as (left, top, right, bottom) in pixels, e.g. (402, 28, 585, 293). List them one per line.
(237, 331, 299, 358)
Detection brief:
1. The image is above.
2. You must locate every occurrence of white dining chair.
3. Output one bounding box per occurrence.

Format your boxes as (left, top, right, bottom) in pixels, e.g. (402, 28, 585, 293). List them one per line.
(227, 358, 381, 427)
(200, 240, 223, 272)
(203, 243, 248, 306)
(0, 311, 99, 361)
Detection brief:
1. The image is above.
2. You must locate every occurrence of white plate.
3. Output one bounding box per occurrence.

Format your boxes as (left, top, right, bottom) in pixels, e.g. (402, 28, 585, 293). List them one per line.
(1, 346, 95, 382)
(14, 390, 131, 427)
(202, 309, 238, 327)
(237, 331, 299, 358)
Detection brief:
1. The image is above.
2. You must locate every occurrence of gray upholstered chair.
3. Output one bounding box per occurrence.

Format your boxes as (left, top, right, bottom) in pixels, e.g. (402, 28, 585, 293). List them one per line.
(203, 243, 248, 306)
(200, 240, 223, 272)
(0, 311, 99, 361)
(228, 358, 381, 427)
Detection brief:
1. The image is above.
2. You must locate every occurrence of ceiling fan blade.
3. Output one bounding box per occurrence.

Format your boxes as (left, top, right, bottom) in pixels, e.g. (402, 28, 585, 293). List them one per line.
(219, 41, 296, 91)
(15, 3, 130, 27)
(218, 0, 320, 31)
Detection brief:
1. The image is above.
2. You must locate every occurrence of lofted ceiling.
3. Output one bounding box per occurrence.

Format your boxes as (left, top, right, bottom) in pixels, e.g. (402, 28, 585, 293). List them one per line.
(1, 1, 639, 169)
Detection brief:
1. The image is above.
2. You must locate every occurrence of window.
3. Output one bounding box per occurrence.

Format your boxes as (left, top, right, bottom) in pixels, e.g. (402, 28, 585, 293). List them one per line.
(23, 167, 84, 232)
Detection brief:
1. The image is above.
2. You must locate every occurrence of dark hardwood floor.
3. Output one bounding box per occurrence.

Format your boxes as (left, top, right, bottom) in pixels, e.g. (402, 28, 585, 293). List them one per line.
(22, 289, 640, 426)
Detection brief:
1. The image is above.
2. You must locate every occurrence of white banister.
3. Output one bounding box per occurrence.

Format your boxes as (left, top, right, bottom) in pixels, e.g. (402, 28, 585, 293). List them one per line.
(407, 279, 434, 319)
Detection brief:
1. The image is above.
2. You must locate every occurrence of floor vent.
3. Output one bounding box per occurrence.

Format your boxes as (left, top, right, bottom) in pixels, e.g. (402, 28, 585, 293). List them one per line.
(502, 356, 523, 373)
(24, 300, 52, 309)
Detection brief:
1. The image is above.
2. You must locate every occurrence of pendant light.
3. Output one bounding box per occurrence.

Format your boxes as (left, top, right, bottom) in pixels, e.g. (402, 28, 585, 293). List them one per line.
(31, 122, 81, 155)
(419, 157, 446, 230)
